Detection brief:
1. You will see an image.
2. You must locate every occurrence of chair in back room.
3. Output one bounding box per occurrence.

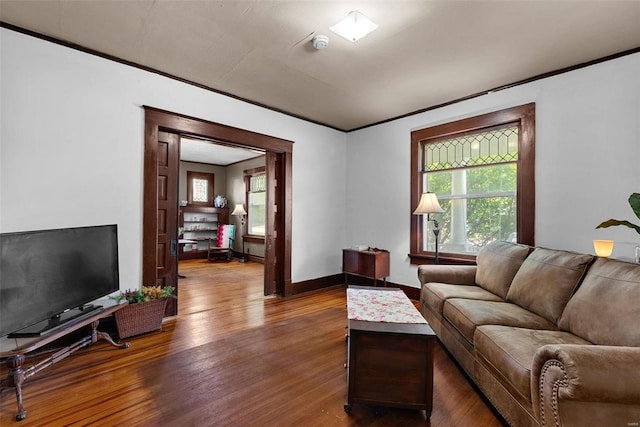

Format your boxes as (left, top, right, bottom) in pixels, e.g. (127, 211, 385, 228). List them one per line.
(207, 224, 235, 262)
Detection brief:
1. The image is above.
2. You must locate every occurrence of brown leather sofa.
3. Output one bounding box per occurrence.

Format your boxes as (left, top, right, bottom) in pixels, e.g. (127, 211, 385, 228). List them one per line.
(418, 241, 640, 427)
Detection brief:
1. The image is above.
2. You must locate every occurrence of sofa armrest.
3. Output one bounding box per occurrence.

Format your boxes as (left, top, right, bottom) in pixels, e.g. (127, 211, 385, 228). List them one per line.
(532, 344, 640, 425)
(417, 265, 477, 286)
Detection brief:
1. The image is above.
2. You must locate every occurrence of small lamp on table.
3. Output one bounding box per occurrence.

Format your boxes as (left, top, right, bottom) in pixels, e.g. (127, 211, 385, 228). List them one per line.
(593, 240, 614, 258)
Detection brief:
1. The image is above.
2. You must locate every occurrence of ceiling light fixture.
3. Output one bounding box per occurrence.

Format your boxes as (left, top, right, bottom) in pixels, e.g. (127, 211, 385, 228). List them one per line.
(330, 10, 378, 42)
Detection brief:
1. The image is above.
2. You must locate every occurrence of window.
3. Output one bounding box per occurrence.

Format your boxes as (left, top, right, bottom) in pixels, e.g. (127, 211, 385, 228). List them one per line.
(187, 171, 214, 206)
(245, 167, 266, 236)
(410, 104, 535, 264)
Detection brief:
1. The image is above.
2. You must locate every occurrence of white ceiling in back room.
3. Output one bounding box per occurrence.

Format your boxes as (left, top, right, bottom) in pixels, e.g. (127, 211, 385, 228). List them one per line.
(180, 138, 264, 166)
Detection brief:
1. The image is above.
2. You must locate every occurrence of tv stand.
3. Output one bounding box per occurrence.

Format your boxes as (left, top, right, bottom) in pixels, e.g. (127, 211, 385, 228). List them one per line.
(0, 299, 130, 421)
(8, 305, 103, 338)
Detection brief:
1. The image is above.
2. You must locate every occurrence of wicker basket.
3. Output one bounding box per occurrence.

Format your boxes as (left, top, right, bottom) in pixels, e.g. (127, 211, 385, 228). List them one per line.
(114, 298, 168, 339)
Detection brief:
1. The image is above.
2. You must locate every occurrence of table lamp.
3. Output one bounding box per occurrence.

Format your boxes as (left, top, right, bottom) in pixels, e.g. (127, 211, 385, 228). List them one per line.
(593, 239, 614, 258)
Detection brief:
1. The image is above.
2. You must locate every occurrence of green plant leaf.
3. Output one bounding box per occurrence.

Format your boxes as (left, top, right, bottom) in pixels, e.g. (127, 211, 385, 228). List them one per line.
(629, 193, 640, 221)
(596, 219, 640, 235)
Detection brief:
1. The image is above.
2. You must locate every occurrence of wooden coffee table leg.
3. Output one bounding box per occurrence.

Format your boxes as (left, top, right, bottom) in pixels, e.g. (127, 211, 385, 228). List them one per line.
(6, 354, 27, 421)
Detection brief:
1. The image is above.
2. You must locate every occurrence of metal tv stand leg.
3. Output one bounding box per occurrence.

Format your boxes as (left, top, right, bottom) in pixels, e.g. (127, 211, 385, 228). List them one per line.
(4, 319, 129, 421)
(6, 354, 27, 421)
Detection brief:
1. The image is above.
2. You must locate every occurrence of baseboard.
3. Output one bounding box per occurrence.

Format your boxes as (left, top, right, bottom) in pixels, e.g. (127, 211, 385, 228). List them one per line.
(244, 253, 264, 264)
(232, 251, 264, 264)
(394, 283, 421, 300)
(288, 274, 344, 296)
(289, 273, 421, 300)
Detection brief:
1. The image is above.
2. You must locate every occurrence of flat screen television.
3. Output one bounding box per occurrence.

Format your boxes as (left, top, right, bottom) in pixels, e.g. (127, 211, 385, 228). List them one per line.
(0, 224, 120, 338)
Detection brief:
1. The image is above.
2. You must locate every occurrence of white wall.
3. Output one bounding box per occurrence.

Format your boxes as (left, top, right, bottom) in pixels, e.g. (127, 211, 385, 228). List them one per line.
(2, 28, 638, 293)
(0, 29, 347, 289)
(347, 53, 640, 288)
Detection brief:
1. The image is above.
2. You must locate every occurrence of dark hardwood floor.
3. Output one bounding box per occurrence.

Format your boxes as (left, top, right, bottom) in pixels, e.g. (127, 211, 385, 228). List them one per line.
(1, 259, 505, 426)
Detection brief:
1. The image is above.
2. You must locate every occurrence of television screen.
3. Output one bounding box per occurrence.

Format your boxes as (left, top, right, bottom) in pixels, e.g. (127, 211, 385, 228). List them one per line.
(0, 224, 120, 337)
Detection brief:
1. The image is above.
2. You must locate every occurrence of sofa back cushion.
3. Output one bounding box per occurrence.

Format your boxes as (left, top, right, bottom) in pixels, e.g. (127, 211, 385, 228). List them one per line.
(558, 258, 640, 346)
(475, 241, 531, 299)
(506, 248, 594, 324)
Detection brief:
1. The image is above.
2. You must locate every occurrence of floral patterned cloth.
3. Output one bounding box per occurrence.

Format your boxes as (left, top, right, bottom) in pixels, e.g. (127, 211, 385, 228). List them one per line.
(347, 288, 427, 324)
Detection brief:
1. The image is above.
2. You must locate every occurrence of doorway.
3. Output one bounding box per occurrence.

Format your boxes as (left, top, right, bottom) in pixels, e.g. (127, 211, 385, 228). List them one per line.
(142, 107, 293, 316)
(178, 138, 266, 291)
(178, 137, 265, 263)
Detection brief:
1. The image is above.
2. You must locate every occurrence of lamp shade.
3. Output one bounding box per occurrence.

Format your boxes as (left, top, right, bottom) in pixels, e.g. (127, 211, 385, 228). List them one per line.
(413, 193, 444, 215)
(593, 239, 614, 257)
(231, 204, 247, 216)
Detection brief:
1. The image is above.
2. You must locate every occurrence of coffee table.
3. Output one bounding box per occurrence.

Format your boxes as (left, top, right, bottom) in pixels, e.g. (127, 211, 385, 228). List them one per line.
(344, 285, 436, 418)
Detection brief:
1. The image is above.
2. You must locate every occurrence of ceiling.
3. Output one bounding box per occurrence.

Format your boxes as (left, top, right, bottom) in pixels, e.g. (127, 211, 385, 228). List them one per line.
(1, 1, 639, 131)
(180, 137, 263, 165)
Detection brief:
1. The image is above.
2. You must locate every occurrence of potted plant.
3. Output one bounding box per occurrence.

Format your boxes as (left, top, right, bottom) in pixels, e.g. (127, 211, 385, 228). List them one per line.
(596, 192, 640, 262)
(111, 286, 176, 339)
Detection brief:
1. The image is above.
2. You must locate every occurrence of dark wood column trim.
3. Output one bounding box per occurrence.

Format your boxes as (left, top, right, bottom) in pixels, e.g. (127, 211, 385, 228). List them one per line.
(143, 107, 293, 153)
(143, 106, 293, 296)
(142, 117, 159, 285)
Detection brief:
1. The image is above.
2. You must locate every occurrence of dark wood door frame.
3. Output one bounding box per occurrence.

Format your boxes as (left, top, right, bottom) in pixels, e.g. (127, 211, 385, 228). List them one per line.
(153, 130, 180, 316)
(143, 107, 293, 310)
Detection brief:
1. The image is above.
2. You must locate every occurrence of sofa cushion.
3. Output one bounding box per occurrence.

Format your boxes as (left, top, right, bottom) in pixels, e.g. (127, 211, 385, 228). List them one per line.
(421, 282, 504, 315)
(476, 241, 531, 299)
(558, 258, 640, 346)
(506, 248, 594, 324)
(474, 325, 591, 403)
(443, 299, 558, 345)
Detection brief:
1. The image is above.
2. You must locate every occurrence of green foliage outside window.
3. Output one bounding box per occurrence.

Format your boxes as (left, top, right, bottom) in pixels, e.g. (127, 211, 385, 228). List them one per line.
(426, 160, 517, 254)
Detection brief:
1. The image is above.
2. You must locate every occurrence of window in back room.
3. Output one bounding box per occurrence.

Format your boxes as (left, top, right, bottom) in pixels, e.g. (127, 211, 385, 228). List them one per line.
(246, 168, 266, 237)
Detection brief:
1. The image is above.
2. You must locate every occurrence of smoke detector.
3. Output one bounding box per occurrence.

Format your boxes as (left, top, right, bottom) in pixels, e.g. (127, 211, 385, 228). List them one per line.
(312, 35, 329, 50)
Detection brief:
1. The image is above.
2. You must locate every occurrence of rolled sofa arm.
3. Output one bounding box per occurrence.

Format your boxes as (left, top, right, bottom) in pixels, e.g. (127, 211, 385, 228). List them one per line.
(417, 264, 477, 286)
(532, 344, 640, 426)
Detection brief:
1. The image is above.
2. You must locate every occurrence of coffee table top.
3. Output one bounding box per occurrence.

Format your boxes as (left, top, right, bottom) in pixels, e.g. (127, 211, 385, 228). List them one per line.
(347, 286, 434, 336)
(347, 286, 427, 324)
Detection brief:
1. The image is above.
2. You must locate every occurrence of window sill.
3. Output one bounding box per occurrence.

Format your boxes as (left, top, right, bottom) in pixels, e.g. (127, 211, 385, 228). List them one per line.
(408, 252, 476, 266)
(244, 235, 265, 244)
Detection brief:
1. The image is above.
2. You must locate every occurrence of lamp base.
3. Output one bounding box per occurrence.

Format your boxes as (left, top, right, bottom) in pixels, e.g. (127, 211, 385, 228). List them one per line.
(433, 221, 440, 265)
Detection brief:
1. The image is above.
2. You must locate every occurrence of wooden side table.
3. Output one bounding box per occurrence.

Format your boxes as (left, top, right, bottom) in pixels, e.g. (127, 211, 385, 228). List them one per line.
(343, 248, 390, 287)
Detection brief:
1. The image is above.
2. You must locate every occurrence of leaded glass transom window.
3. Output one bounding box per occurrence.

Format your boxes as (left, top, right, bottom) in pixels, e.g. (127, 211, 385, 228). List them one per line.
(424, 126, 518, 171)
(250, 175, 266, 192)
